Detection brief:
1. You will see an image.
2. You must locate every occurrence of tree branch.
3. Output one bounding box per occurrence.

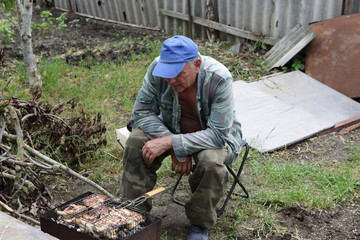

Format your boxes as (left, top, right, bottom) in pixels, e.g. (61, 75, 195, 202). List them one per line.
(9, 171, 29, 201)
(0, 172, 35, 192)
(0, 6, 20, 32)
(0, 156, 34, 167)
(7, 106, 24, 161)
(15, 0, 24, 13)
(3, 131, 114, 198)
(24, 152, 52, 169)
(0, 200, 40, 225)
(0, 116, 6, 144)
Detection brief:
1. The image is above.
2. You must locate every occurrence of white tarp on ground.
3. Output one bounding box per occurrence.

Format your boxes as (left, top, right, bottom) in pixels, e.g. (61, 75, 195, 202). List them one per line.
(234, 71, 360, 152)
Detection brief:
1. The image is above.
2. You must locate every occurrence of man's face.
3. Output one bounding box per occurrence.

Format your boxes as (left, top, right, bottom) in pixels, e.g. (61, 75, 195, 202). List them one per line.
(166, 59, 200, 93)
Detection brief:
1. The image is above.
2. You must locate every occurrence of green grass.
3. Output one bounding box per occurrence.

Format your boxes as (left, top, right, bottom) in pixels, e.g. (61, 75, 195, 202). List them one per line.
(251, 159, 357, 208)
(346, 145, 360, 163)
(213, 144, 360, 238)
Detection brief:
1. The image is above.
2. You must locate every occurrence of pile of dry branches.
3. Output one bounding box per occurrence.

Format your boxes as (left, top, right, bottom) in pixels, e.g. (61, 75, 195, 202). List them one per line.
(0, 97, 113, 225)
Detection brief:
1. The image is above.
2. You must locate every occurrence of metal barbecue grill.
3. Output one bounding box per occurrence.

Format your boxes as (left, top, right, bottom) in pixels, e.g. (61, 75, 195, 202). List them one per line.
(40, 191, 163, 240)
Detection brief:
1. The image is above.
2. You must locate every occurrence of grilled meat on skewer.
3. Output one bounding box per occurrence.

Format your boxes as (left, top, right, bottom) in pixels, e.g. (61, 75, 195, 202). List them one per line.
(82, 193, 107, 208)
(55, 204, 88, 223)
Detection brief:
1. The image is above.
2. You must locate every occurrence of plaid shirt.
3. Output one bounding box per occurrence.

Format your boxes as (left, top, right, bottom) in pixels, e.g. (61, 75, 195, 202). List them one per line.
(128, 53, 242, 164)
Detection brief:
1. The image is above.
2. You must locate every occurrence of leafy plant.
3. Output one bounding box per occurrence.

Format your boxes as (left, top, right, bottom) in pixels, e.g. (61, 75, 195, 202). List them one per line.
(250, 40, 267, 52)
(0, 20, 15, 45)
(32, 10, 68, 36)
(0, 0, 16, 9)
(281, 66, 288, 72)
(291, 58, 305, 71)
(55, 12, 68, 29)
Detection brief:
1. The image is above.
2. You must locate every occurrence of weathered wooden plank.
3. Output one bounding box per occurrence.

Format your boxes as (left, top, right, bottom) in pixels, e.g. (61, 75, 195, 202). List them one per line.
(0, 212, 58, 240)
(263, 24, 316, 70)
(56, 8, 161, 31)
(159, 9, 279, 45)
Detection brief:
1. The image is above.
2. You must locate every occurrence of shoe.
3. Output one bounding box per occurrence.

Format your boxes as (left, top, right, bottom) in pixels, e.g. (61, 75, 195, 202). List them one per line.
(187, 225, 209, 240)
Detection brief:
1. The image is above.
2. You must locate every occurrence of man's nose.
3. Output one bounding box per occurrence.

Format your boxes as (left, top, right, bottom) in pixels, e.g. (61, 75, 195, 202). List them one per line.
(167, 78, 176, 84)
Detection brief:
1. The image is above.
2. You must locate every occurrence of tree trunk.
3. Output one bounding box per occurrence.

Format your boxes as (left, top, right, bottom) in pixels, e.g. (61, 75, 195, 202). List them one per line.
(16, 0, 42, 96)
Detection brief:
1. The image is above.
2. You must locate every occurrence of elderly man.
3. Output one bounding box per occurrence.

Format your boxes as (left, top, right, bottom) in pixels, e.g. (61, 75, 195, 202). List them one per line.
(121, 35, 242, 239)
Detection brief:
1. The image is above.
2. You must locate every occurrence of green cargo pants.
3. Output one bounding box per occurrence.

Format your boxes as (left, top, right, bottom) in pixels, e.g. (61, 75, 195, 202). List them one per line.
(121, 128, 228, 229)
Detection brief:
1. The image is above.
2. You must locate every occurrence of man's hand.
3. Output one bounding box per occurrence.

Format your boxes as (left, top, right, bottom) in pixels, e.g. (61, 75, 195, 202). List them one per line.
(171, 152, 192, 175)
(142, 135, 172, 166)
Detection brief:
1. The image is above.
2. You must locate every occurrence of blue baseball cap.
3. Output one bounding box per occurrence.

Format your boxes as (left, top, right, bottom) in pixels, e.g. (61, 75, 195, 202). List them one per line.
(152, 35, 198, 78)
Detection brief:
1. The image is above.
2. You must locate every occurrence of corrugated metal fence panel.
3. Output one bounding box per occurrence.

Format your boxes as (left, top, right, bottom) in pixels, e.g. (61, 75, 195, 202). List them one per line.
(54, 0, 160, 27)
(162, 0, 207, 39)
(54, 0, 356, 43)
(354, 0, 360, 13)
(55, 0, 73, 10)
(191, 0, 207, 39)
(217, 0, 343, 42)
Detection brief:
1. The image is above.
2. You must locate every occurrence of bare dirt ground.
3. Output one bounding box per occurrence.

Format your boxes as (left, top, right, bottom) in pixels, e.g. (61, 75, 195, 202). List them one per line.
(2, 6, 360, 240)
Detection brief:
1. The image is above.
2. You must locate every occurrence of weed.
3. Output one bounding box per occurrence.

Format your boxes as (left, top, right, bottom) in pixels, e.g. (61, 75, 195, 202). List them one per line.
(32, 11, 68, 37)
(249, 157, 358, 208)
(346, 145, 360, 163)
(281, 66, 288, 72)
(0, 20, 15, 46)
(291, 58, 305, 71)
(250, 40, 267, 52)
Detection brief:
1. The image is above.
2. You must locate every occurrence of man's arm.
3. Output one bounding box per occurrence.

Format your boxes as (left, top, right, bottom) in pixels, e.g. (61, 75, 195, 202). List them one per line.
(142, 135, 172, 165)
(141, 135, 192, 175)
(131, 59, 192, 175)
(131, 59, 173, 139)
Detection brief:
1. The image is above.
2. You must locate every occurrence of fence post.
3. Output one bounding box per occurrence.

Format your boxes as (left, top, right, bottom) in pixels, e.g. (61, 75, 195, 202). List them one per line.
(187, 0, 192, 38)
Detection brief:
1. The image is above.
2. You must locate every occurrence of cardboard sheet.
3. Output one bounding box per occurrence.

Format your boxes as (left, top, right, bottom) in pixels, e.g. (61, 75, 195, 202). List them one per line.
(251, 71, 360, 125)
(233, 80, 333, 152)
(234, 71, 360, 152)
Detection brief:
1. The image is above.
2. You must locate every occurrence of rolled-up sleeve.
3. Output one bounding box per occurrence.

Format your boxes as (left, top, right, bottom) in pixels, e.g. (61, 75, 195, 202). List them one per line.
(132, 61, 173, 139)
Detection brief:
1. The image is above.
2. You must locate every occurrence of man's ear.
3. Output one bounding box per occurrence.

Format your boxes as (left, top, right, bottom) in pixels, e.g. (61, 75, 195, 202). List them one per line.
(194, 58, 201, 73)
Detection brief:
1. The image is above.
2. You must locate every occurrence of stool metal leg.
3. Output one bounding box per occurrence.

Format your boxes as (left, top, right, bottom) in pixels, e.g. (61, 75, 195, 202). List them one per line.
(217, 142, 249, 217)
(171, 173, 185, 206)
